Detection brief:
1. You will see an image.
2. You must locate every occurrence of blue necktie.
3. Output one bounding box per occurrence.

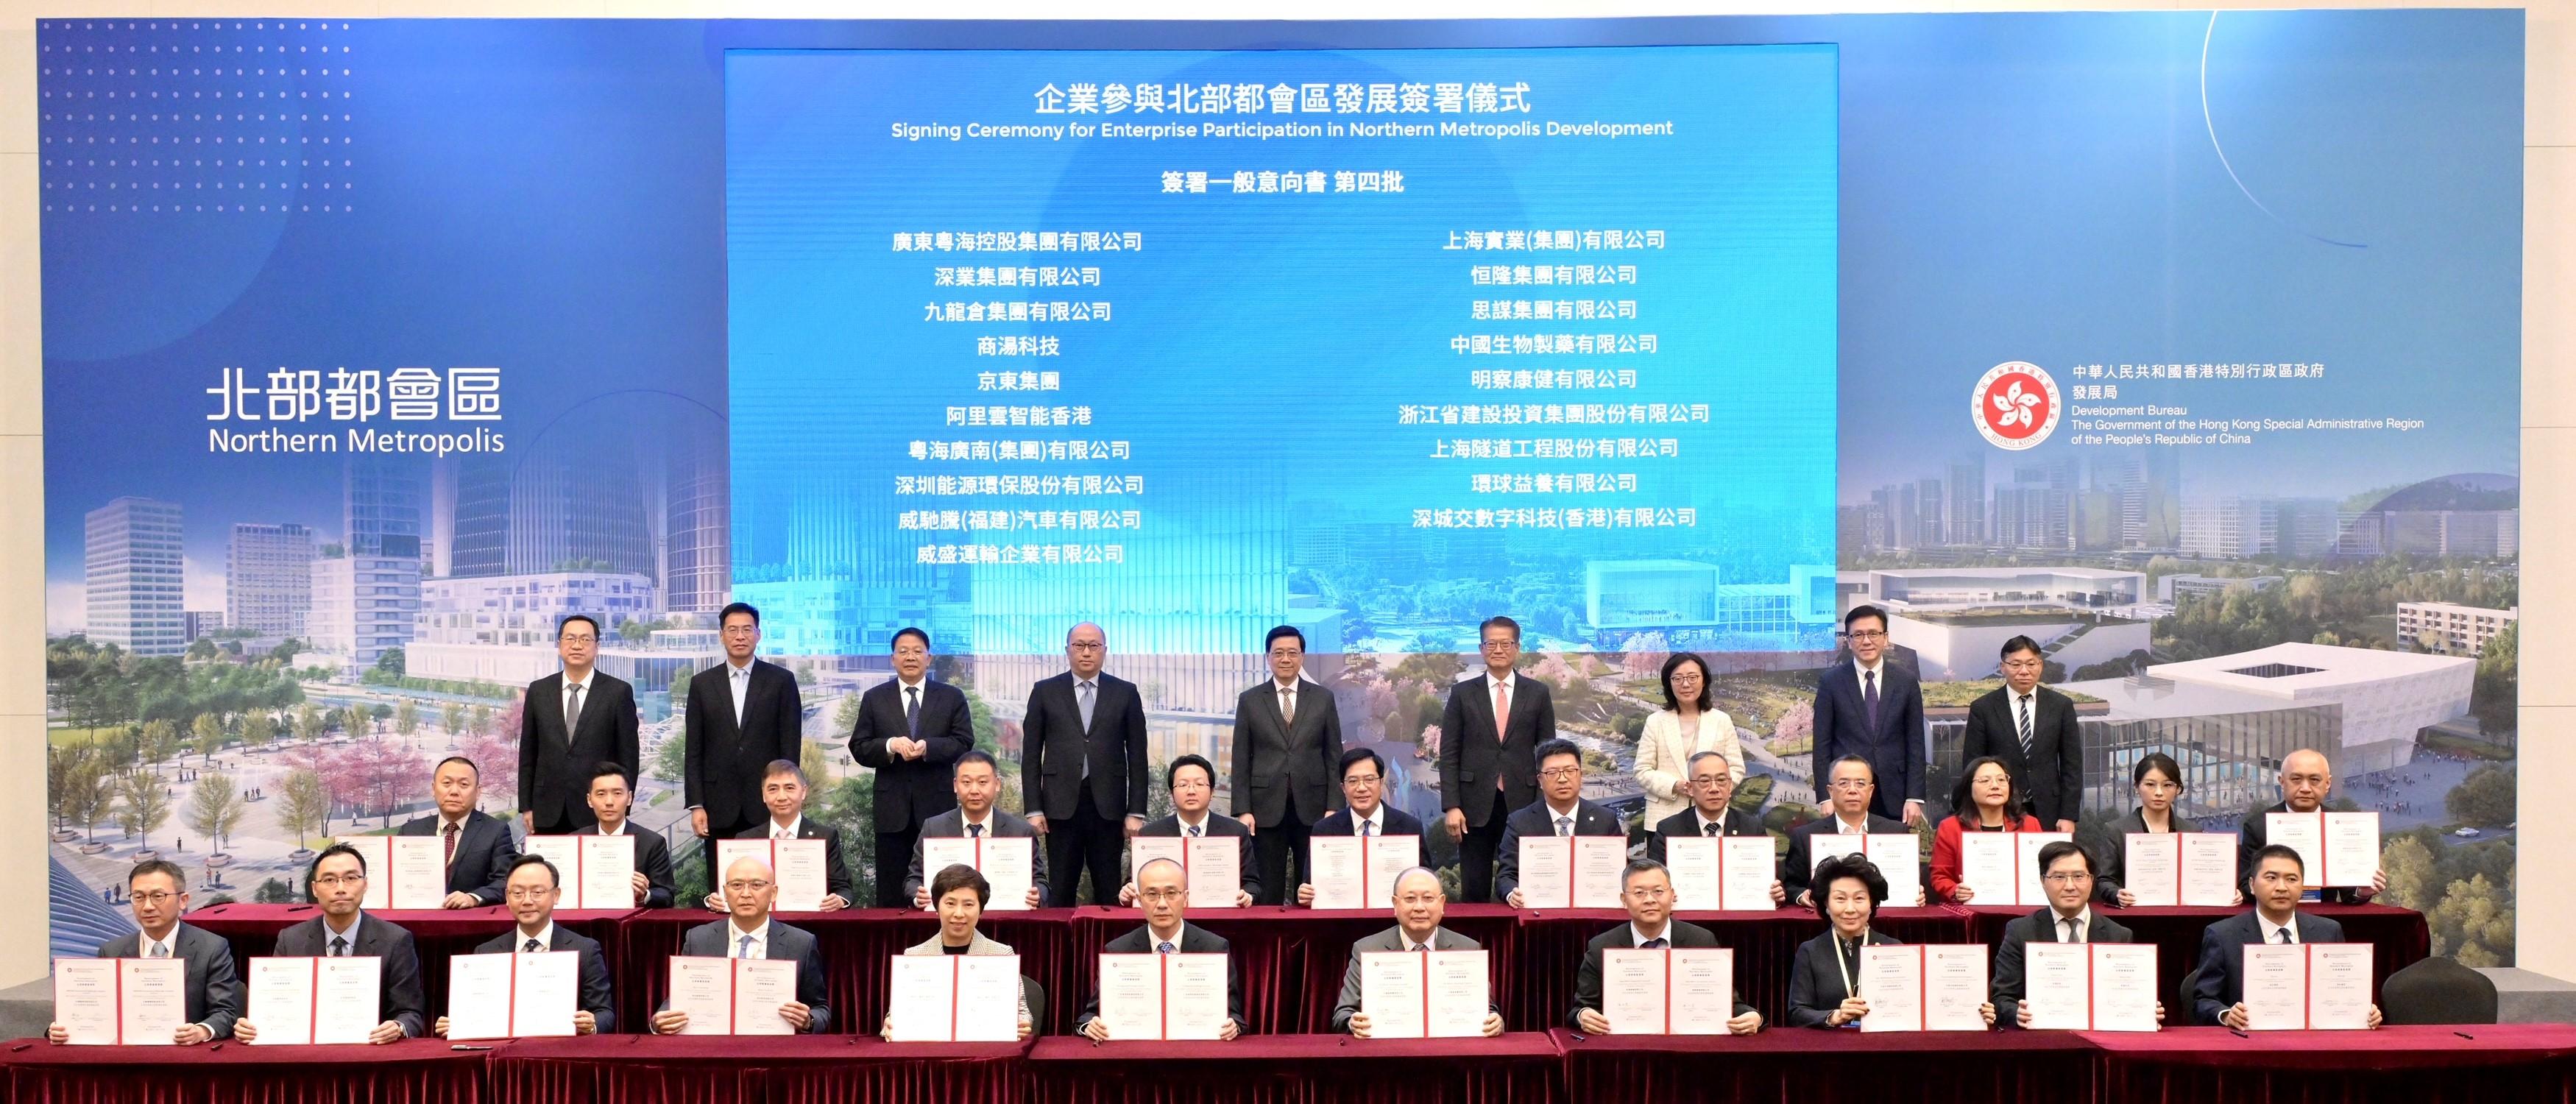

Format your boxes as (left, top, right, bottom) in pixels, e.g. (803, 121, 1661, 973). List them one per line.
(969, 824, 983, 838)
(1642, 937, 1667, 950)
(737, 934, 755, 959)
(1156, 941, 1175, 955)
(1863, 670, 1880, 731)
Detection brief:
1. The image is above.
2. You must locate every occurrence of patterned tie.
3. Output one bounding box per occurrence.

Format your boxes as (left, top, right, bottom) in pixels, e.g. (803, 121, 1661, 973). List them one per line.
(1641, 937, 1667, 950)
(443, 822, 460, 867)
(2017, 695, 2034, 757)
(1359, 820, 1373, 838)
(1554, 815, 1572, 838)
(565, 683, 583, 738)
(1279, 685, 1296, 727)
(1863, 670, 1880, 732)
(1078, 681, 1097, 730)
(1156, 941, 1176, 955)
(969, 823, 984, 839)
(737, 933, 756, 959)
(905, 686, 921, 737)
(1703, 821, 1722, 837)
(1188, 824, 1202, 838)
(524, 938, 542, 953)
(330, 935, 349, 958)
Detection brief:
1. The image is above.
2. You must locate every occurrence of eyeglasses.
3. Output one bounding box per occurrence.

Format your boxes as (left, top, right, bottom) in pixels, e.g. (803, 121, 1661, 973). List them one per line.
(313, 874, 366, 888)
(1138, 888, 1186, 903)
(724, 880, 774, 893)
(1690, 775, 1732, 788)
(1539, 766, 1582, 780)
(130, 891, 179, 906)
(1827, 779, 1873, 791)
(559, 634, 598, 645)
(506, 887, 558, 901)
(1068, 642, 1104, 651)
(2042, 872, 2093, 885)
(1267, 648, 1303, 658)
(1845, 630, 1887, 642)
(1342, 774, 1382, 786)
(2002, 660, 2043, 672)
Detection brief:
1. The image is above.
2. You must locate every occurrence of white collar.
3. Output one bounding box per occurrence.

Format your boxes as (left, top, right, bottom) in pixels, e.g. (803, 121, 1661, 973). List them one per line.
(1400, 927, 1440, 953)
(896, 675, 927, 692)
(1351, 805, 1384, 833)
(322, 911, 364, 943)
(1543, 799, 1582, 822)
(1273, 676, 1303, 693)
(439, 811, 473, 832)
(563, 670, 593, 690)
(728, 659, 755, 675)
(1855, 657, 1886, 680)
(1147, 922, 1186, 947)
(959, 807, 993, 830)
(1487, 669, 1518, 691)
(1174, 810, 1211, 832)
(1628, 921, 1671, 946)
(729, 918, 771, 945)
(594, 819, 628, 836)
(139, 927, 181, 956)
(2050, 907, 2092, 935)
(1834, 812, 1872, 833)
(2260, 913, 2300, 944)
(769, 815, 804, 838)
(1693, 807, 1730, 832)
(514, 921, 556, 949)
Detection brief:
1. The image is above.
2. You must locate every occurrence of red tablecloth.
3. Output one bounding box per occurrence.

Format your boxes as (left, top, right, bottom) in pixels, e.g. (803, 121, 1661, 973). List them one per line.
(0, 1036, 484, 1104)
(185, 904, 638, 1022)
(1554, 1025, 2095, 1104)
(612, 907, 1080, 1036)
(487, 1033, 1028, 1104)
(2087, 1024, 2576, 1104)
(1066, 905, 1521, 1034)
(1957, 903, 2429, 1007)
(1510, 907, 1979, 1030)
(1026, 1032, 1563, 1104)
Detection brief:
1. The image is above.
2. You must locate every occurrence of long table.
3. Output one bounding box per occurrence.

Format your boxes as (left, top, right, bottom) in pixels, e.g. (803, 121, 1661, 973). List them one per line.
(1024, 1033, 1565, 1104)
(2088, 1025, 2576, 1104)
(184, 904, 638, 1018)
(0, 1036, 484, 1104)
(1511, 906, 1977, 1029)
(1555, 1025, 2095, 1104)
(1956, 903, 2430, 1010)
(487, 1033, 1027, 1104)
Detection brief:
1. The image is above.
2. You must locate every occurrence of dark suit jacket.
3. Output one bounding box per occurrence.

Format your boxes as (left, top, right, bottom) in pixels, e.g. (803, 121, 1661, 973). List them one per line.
(905, 807, 1047, 905)
(272, 913, 429, 1038)
(2090, 807, 2203, 906)
(1779, 813, 1909, 905)
(1074, 922, 1247, 1035)
(1494, 799, 1624, 903)
(1569, 919, 1752, 1028)
(2191, 909, 2348, 1025)
(1991, 907, 2137, 1025)
(732, 818, 857, 906)
(1137, 813, 1262, 902)
(1811, 660, 1926, 821)
(394, 809, 520, 905)
(1786, 928, 1902, 1027)
(1310, 805, 1426, 840)
(1961, 685, 2084, 827)
(1331, 924, 1485, 1033)
(1646, 806, 1767, 866)
(668, 919, 832, 1033)
(99, 922, 241, 1038)
(847, 678, 971, 831)
(2237, 802, 2368, 904)
(1436, 673, 1554, 828)
(1230, 678, 1345, 827)
(684, 659, 805, 832)
(517, 670, 640, 831)
(471, 924, 618, 1033)
(578, 822, 676, 908)
(1022, 670, 1150, 821)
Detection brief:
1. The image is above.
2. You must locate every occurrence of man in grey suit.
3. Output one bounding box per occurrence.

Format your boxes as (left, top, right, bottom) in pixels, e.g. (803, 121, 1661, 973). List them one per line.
(651, 854, 833, 1035)
(906, 750, 1047, 908)
(518, 614, 641, 835)
(2193, 844, 2382, 1029)
(1022, 621, 1150, 905)
(1992, 841, 2162, 1027)
(1811, 605, 1926, 826)
(1331, 866, 1503, 1036)
(394, 755, 519, 907)
(1231, 625, 1345, 905)
(1570, 860, 1763, 1035)
(1439, 615, 1555, 902)
(1075, 858, 1245, 1040)
(45, 860, 241, 1044)
(1496, 739, 1625, 908)
(233, 844, 428, 1044)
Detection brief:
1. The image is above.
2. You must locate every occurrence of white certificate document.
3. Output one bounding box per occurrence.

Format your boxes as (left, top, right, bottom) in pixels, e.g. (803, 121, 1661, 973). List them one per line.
(581, 835, 637, 910)
(1515, 837, 1571, 910)
(444, 953, 517, 1041)
(1865, 834, 1922, 907)
(2089, 944, 2159, 1032)
(1667, 949, 1737, 1036)
(978, 838, 1036, 911)
(2265, 813, 2325, 894)
(732, 958, 799, 1036)
(1359, 952, 1426, 1038)
(245, 958, 317, 1045)
(2307, 943, 2374, 1030)
(1184, 837, 1242, 910)
(1306, 837, 1367, 910)
(1922, 945, 1989, 1032)
(1956, 834, 2018, 907)
(665, 956, 735, 1036)
(1808, 832, 1866, 880)
(920, 837, 979, 907)
(336, 837, 393, 912)
(1722, 836, 1777, 911)
(389, 835, 450, 910)
(953, 955, 1023, 1041)
(2021, 943, 2090, 1030)
(1857, 946, 1923, 1033)
(2015, 833, 2074, 909)
(1663, 837, 1721, 912)
(886, 955, 957, 1042)
(1162, 953, 1230, 1040)
(509, 951, 578, 1038)
(51, 958, 121, 1045)
(520, 835, 584, 904)
(1367, 836, 1421, 907)
(117, 958, 188, 1046)
(311, 958, 381, 1044)
(771, 839, 829, 912)
(2242, 943, 2309, 1031)
(1423, 949, 1490, 1038)
(1598, 948, 1668, 1035)
(2323, 813, 2381, 888)
(2182, 833, 2240, 907)
(1574, 837, 1627, 910)
(1094, 953, 1163, 1041)
(2124, 834, 2181, 907)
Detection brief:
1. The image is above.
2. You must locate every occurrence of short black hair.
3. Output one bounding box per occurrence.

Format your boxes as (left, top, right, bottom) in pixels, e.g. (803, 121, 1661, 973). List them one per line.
(762, 759, 807, 785)
(930, 863, 991, 907)
(434, 755, 479, 779)
(1950, 755, 2025, 824)
(1658, 652, 1714, 713)
(1479, 615, 1521, 643)
(1264, 624, 1305, 652)
(1621, 857, 1669, 891)
(128, 858, 188, 892)
(1844, 604, 1888, 632)
(2253, 842, 2306, 879)
(559, 614, 601, 640)
(2036, 839, 2095, 878)
(1339, 746, 1387, 781)
(588, 760, 634, 788)
(721, 601, 761, 626)
(953, 749, 999, 776)
(892, 626, 931, 651)
(1167, 754, 1215, 790)
(1825, 754, 1876, 785)
(311, 842, 368, 880)
(1999, 634, 2042, 660)
(1534, 738, 1582, 771)
(509, 852, 562, 888)
(2131, 751, 2182, 788)
(1811, 853, 1889, 921)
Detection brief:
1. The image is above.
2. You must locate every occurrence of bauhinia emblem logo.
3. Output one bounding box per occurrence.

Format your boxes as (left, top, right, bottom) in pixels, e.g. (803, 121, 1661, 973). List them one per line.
(1972, 362, 2060, 450)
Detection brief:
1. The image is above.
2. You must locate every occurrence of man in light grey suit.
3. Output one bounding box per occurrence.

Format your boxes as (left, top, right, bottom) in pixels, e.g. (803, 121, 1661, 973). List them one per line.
(1331, 866, 1504, 1036)
(883, 864, 1034, 1038)
(649, 854, 832, 1035)
(46, 860, 241, 1044)
(1231, 624, 1345, 905)
(906, 750, 1047, 908)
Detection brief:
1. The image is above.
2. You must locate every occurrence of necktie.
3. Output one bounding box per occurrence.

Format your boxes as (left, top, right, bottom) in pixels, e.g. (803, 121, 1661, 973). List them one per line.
(330, 935, 349, 958)
(523, 938, 542, 953)
(969, 823, 984, 838)
(1554, 815, 1572, 838)
(1641, 937, 1667, 950)
(776, 825, 791, 840)
(565, 683, 584, 737)
(2017, 695, 2034, 757)
(2275, 927, 2293, 945)
(1863, 670, 1880, 731)
(1492, 680, 1510, 743)
(1280, 685, 1296, 727)
(1703, 821, 1722, 837)
(1188, 824, 1203, 838)
(150, 941, 168, 959)
(905, 686, 920, 737)
(737, 933, 755, 959)
(1359, 819, 1373, 838)
(2062, 918, 2079, 944)
(443, 822, 460, 867)
(1078, 680, 1097, 730)
(732, 667, 749, 725)
(1156, 941, 1176, 955)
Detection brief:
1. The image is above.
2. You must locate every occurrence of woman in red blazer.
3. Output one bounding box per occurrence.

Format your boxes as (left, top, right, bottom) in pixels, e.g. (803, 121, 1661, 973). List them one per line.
(1930, 755, 2042, 902)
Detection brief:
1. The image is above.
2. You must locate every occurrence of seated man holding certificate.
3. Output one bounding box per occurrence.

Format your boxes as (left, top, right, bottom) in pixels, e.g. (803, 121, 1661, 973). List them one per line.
(2192, 843, 2382, 1029)
(45, 859, 241, 1044)
(2235, 749, 2384, 905)
(431, 855, 615, 1036)
(1331, 866, 1502, 1036)
(654, 854, 833, 1034)
(1496, 739, 1627, 909)
(701, 760, 854, 912)
(1117, 755, 1259, 907)
(1078, 857, 1247, 1040)
(1930, 756, 2044, 903)
(1645, 751, 1769, 867)
(234, 843, 428, 1044)
(579, 761, 676, 908)
(905, 750, 1046, 909)
(1298, 748, 1426, 906)
(1992, 841, 2162, 1027)
(882, 864, 1035, 1039)
(1569, 859, 1762, 1036)
(394, 756, 521, 909)
(1780, 757, 1911, 908)
(1786, 854, 1910, 1028)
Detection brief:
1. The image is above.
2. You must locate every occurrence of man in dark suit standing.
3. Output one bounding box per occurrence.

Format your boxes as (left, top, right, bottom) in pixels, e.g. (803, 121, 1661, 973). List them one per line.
(518, 614, 640, 835)
(1646, 751, 1773, 870)
(395, 755, 519, 907)
(1568, 860, 1763, 1034)
(685, 601, 804, 842)
(1811, 605, 1925, 826)
(579, 762, 675, 907)
(1231, 625, 1345, 905)
(44, 860, 241, 1044)
(650, 854, 832, 1035)
(1961, 635, 2083, 832)
(849, 626, 972, 906)
(2193, 844, 2382, 1029)
(232, 844, 428, 1044)
(1075, 857, 1246, 1040)
(434, 855, 617, 1036)
(1022, 621, 1149, 906)
(1438, 615, 1554, 903)
(1496, 739, 1625, 907)
(1992, 841, 2162, 1027)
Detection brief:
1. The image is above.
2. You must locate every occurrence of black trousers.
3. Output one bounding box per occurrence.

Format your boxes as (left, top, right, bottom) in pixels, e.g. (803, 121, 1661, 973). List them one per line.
(1250, 793, 1315, 906)
(873, 826, 919, 907)
(1044, 789, 1128, 906)
(1457, 807, 1509, 903)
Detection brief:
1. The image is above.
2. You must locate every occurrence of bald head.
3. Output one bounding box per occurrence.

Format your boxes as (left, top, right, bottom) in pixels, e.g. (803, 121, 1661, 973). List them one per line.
(719, 854, 778, 921)
(1066, 622, 1106, 678)
(2279, 749, 2332, 812)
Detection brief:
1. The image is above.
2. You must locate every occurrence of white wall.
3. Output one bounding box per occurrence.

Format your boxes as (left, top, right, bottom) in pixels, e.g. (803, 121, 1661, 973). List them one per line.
(1, 0, 2566, 987)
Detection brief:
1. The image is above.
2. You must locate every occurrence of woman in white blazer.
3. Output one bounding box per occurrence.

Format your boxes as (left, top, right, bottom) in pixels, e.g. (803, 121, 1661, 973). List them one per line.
(1633, 652, 1745, 824)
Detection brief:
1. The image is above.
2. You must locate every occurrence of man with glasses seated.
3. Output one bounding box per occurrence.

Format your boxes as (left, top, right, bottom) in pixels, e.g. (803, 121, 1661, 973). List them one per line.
(44, 860, 241, 1044)
(232, 844, 428, 1044)
(1781, 756, 1913, 909)
(1991, 841, 2163, 1027)
(1571, 860, 1763, 1035)
(1076, 857, 1247, 1040)
(1812, 605, 1925, 827)
(1496, 739, 1627, 909)
(1298, 748, 1427, 905)
(650, 854, 832, 1034)
(2236, 749, 2387, 905)
(434, 854, 616, 1036)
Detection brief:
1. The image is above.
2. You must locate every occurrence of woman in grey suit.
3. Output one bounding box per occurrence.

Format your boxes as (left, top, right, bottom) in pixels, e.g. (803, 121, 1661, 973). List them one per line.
(883, 863, 1033, 1038)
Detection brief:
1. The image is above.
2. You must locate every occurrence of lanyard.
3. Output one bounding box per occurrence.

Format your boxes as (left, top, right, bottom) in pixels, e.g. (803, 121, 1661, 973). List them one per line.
(1833, 929, 1869, 998)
